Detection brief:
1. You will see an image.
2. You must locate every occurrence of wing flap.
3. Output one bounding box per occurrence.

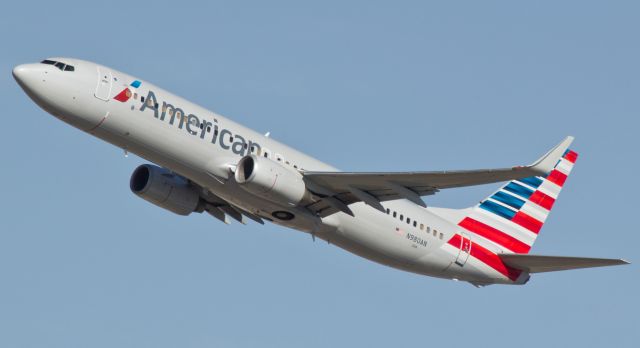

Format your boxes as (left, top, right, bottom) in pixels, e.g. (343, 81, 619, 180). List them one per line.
(499, 254, 629, 273)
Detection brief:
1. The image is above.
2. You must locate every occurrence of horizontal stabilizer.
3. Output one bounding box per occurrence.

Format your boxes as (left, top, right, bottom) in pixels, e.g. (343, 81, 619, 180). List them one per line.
(499, 254, 629, 273)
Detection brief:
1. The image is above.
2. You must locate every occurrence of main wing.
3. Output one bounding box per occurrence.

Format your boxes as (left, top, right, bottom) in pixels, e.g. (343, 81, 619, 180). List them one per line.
(303, 136, 574, 217)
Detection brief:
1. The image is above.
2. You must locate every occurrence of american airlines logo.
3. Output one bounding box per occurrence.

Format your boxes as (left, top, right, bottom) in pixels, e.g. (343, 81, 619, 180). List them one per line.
(113, 80, 141, 102)
(136, 89, 270, 158)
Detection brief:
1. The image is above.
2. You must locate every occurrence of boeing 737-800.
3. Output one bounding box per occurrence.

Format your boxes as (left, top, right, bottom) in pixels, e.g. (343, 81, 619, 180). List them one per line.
(12, 58, 628, 286)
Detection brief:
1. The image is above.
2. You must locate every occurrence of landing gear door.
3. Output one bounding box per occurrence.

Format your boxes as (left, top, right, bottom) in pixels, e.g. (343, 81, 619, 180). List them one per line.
(94, 66, 112, 101)
(455, 232, 472, 266)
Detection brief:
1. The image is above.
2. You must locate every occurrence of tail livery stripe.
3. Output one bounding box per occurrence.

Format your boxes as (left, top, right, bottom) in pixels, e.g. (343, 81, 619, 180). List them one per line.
(564, 150, 578, 163)
(448, 234, 522, 281)
(546, 170, 568, 187)
(556, 159, 573, 174)
(459, 217, 531, 253)
(519, 201, 549, 223)
(479, 200, 517, 220)
(511, 211, 543, 234)
(503, 182, 534, 200)
(528, 190, 556, 210)
(491, 191, 526, 210)
(518, 176, 543, 189)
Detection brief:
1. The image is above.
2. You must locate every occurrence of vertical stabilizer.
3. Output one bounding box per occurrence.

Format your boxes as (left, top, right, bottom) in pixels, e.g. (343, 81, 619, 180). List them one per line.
(455, 149, 578, 254)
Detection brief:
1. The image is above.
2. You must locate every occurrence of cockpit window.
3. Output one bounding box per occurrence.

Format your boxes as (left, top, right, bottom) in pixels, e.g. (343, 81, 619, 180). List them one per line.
(40, 59, 75, 72)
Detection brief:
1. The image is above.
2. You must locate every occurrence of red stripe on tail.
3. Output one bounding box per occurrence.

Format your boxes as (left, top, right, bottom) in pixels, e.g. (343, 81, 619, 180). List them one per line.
(458, 217, 531, 253)
(564, 150, 578, 163)
(528, 190, 555, 210)
(546, 170, 568, 187)
(511, 211, 543, 234)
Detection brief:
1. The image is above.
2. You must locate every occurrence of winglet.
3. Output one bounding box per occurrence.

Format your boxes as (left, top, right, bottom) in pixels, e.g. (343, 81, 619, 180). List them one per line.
(529, 136, 574, 175)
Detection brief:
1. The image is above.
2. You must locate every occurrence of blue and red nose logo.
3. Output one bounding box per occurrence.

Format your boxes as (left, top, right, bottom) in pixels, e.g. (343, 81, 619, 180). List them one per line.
(113, 80, 142, 102)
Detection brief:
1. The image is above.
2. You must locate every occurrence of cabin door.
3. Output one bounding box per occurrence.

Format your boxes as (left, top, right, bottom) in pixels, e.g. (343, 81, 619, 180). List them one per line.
(94, 66, 112, 101)
(455, 232, 472, 266)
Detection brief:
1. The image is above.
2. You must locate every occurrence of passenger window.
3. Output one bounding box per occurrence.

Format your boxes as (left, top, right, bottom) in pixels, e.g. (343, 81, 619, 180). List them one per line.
(400, 214, 403, 220)
(420, 223, 424, 230)
(433, 229, 437, 237)
(406, 217, 410, 224)
(427, 226, 430, 233)
(386, 208, 390, 214)
(264, 152, 269, 158)
(439, 233, 443, 240)
(141, 96, 145, 103)
(294, 165, 298, 169)
(230, 136, 234, 142)
(207, 126, 211, 132)
(413, 221, 417, 227)
(393, 211, 397, 218)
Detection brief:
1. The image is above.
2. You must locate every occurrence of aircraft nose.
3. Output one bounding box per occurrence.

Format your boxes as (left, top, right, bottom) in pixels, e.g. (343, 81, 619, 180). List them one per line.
(12, 63, 43, 92)
(12, 64, 30, 84)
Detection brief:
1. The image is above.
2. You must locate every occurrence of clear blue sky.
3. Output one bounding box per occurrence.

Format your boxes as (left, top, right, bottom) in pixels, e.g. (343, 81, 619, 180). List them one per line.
(1, 1, 637, 347)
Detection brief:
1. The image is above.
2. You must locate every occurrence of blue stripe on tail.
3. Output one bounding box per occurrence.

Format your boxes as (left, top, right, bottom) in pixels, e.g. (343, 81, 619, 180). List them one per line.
(491, 191, 526, 210)
(518, 176, 543, 189)
(479, 200, 517, 220)
(503, 182, 534, 199)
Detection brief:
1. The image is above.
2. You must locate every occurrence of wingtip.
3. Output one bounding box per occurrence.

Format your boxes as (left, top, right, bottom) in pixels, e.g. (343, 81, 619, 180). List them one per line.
(530, 136, 575, 174)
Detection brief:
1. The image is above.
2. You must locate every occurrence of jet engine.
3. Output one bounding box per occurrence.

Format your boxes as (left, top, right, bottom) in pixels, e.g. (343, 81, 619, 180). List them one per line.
(130, 164, 202, 216)
(235, 155, 308, 206)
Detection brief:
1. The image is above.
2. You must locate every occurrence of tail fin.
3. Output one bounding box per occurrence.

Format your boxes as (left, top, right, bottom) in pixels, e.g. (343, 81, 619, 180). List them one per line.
(457, 149, 579, 254)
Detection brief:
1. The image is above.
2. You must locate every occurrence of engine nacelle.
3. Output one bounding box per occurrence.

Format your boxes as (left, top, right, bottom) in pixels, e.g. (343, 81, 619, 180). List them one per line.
(130, 164, 201, 216)
(235, 155, 307, 206)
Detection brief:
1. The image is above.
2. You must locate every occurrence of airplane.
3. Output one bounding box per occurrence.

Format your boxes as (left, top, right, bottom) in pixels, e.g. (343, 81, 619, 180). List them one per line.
(12, 57, 629, 286)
